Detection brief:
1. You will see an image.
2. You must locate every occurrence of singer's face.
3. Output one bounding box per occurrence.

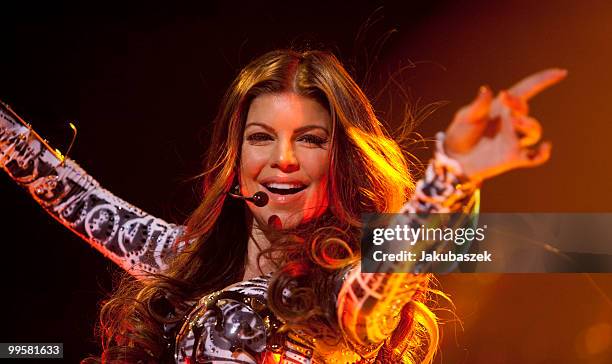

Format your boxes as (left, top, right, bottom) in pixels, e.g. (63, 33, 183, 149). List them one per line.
(240, 92, 331, 229)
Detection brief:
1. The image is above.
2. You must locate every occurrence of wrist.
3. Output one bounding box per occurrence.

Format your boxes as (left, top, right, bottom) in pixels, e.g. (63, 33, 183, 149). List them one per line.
(436, 132, 483, 186)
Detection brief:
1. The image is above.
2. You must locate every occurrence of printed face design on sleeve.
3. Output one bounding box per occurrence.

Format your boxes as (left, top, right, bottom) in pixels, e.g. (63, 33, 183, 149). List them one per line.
(0, 103, 185, 275)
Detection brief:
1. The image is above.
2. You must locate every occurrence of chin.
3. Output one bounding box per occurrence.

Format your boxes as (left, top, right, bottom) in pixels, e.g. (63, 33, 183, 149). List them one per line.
(250, 203, 328, 230)
(250, 211, 309, 230)
(268, 211, 304, 230)
(276, 207, 329, 229)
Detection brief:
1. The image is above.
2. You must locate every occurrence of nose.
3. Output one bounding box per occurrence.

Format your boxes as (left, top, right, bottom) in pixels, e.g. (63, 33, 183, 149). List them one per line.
(271, 139, 299, 173)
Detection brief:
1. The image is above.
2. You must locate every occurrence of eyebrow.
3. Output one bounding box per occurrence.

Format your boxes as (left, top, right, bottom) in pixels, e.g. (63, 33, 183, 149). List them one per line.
(245, 122, 329, 135)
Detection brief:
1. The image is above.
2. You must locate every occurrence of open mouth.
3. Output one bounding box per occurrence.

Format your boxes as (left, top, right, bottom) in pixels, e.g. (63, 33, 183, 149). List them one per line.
(263, 183, 307, 195)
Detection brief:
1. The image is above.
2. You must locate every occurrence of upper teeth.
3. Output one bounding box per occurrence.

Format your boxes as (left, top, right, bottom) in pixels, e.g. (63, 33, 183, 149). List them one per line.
(265, 183, 303, 189)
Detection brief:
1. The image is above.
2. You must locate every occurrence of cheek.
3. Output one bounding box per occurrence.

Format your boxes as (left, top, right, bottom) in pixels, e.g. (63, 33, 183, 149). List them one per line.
(240, 144, 267, 192)
(312, 150, 331, 181)
(302, 150, 331, 198)
(301, 152, 330, 222)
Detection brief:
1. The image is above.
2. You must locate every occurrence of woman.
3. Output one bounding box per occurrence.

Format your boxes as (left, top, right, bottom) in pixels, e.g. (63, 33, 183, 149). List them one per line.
(0, 49, 565, 363)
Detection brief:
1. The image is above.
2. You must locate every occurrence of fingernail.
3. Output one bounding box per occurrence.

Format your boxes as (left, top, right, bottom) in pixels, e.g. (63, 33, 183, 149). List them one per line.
(548, 68, 568, 79)
(476, 86, 493, 106)
(478, 85, 492, 96)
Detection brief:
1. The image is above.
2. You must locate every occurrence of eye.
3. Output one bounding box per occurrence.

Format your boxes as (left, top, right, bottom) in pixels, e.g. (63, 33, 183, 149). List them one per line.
(246, 132, 274, 144)
(297, 134, 328, 147)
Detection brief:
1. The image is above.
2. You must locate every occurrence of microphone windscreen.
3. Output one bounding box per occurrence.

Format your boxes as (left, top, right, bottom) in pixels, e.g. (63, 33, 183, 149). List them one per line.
(251, 191, 269, 207)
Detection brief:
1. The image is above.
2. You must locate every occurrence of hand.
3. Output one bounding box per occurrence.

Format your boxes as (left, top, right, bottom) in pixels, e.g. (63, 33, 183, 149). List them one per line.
(444, 69, 567, 181)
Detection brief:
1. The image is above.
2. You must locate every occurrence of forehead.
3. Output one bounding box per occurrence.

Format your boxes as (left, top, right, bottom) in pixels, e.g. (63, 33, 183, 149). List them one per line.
(246, 92, 331, 130)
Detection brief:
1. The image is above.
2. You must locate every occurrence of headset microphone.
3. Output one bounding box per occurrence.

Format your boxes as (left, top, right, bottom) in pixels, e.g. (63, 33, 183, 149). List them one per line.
(227, 188, 269, 207)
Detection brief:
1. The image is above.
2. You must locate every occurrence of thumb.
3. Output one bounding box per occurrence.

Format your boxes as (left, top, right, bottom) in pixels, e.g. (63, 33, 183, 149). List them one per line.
(464, 86, 493, 123)
(446, 86, 494, 154)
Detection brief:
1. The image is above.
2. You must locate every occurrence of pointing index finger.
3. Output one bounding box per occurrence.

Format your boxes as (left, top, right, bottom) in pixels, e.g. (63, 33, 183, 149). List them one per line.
(507, 68, 567, 100)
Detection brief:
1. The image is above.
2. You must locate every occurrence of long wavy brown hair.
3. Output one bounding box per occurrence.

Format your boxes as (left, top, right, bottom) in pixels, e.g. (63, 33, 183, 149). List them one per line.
(87, 49, 439, 363)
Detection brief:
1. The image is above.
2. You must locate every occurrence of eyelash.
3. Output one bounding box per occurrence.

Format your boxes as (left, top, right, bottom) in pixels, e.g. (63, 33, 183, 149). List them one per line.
(246, 133, 328, 147)
(246, 133, 273, 142)
(297, 134, 328, 146)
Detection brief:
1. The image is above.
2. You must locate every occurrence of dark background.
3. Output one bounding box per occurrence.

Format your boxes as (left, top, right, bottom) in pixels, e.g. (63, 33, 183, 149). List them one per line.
(1, 0, 611, 362)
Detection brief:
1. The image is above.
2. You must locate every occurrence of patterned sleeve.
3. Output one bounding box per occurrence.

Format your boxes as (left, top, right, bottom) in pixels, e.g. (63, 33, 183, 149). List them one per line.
(0, 102, 187, 276)
(335, 132, 481, 359)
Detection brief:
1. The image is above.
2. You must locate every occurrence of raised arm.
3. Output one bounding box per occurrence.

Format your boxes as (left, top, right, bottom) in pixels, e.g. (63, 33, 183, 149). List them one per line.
(335, 135, 479, 360)
(335, 69, 567, 361)
(0, 101, 186, 276)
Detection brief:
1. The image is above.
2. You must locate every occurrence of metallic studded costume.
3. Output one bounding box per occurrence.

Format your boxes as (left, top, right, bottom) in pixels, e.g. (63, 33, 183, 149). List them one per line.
(1, 102, 478, 363)
(173, 274, 320, 363)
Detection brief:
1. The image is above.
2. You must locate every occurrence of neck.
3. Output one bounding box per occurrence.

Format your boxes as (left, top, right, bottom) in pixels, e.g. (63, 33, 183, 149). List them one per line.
(242, 220, 277, 281)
